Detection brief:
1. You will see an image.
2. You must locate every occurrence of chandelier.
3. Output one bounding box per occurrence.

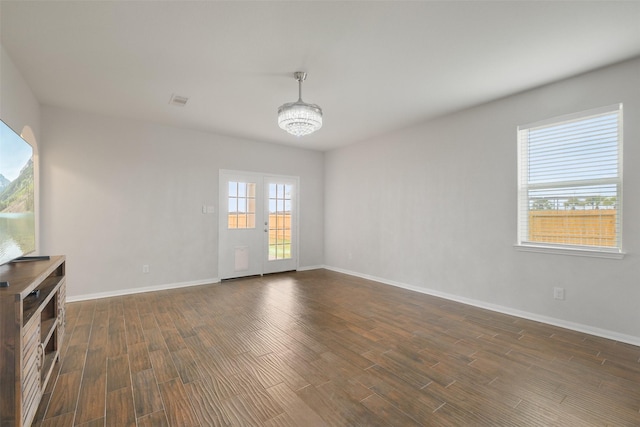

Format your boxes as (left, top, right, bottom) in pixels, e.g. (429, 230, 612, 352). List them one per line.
(278, 72, 323, 137)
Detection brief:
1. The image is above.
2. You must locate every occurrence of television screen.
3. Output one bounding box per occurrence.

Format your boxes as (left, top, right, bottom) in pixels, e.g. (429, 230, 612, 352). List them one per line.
(0, 119, 35, 265)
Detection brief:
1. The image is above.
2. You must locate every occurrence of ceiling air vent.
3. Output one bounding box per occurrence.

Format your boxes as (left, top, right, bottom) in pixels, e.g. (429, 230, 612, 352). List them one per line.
(169, 94, 189, 106)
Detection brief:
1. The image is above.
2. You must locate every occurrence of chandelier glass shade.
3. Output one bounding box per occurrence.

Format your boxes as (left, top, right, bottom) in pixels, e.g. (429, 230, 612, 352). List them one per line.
(278, 72, 322, 137)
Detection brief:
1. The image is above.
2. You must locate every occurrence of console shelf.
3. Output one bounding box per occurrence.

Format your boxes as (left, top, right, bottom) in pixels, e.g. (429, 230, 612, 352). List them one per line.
(0, 256, 66, 427)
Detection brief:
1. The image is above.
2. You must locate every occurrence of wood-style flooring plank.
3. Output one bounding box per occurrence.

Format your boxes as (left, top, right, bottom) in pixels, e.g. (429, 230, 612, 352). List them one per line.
(127, 341, 152, 373)
(265, 383, 327, 427)
(149, 348, 180, 384)
(357, 365, 445, 416)
(157, 378, 200, 427)
(106, 354, 131, 392)
(136, 410, 170, 427)
(73, 346, 107, 425)
(87, 309, 109, 349)
(105, 387, 136, 427)
(170, 347, 200, 384)
(131, 369, 164, 418)
(40, 412, 75, 427)
(360, 393, 423, 427)
(184, 379, 232, 427)
(43, 370, 82, 420)
(107, 314, 127, 357)
(227, 370, 284, 422)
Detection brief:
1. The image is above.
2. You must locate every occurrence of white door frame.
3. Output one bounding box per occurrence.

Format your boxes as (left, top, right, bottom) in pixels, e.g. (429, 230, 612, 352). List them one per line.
(218, 169, 299, 280)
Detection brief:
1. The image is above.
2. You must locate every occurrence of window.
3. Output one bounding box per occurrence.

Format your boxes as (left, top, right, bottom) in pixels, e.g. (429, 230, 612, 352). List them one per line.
(517, 104, 623, 257)
(228, 181, 256, 229)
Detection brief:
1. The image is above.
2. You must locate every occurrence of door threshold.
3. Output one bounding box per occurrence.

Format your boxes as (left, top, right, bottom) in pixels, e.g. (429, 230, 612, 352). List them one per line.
(221, 270, 297, 281)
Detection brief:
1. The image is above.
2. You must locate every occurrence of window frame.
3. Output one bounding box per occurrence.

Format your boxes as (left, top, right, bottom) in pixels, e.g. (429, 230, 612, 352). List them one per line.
(515, 104, 624, 259)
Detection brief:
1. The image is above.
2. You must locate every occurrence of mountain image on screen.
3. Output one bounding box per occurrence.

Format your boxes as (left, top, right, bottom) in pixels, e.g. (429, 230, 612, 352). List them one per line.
(0, 174, 10, 191)
(0, 159, 34, 213)
(0, 157, 35, 265)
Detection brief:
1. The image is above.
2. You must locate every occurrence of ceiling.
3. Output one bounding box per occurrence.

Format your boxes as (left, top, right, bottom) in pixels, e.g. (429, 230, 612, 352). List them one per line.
(2, 1, 639, 151)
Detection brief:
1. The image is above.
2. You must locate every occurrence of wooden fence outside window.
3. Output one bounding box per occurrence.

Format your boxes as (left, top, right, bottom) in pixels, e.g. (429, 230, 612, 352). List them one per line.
(528, 209, 617, 247)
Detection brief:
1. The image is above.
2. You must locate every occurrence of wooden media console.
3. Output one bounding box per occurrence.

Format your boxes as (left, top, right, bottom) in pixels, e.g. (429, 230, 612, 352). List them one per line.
(0, 256, 66, 427)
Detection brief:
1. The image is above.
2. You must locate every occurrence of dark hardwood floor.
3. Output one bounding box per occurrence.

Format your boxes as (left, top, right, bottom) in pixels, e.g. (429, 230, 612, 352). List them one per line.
(33, 269, 640, 426)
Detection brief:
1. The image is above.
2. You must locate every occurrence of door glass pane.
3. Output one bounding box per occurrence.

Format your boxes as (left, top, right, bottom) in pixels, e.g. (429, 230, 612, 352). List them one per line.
(268, 181, 292, 260)
(283, 243, 291, 258)
(228, 181, 256, 229)
(228, 198, 237, 212)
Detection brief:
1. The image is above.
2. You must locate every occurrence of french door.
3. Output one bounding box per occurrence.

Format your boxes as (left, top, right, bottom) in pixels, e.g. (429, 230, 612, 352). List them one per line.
(218, 170, 298, 280)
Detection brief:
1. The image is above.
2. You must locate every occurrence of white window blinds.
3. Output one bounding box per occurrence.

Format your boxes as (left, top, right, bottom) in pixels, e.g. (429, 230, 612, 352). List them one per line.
(517, 104, 623, 254)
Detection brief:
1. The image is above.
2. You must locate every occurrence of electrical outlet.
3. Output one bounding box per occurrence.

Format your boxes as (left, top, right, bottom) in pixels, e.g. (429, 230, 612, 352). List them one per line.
(142, 265, 149, 274)
(553, 287, 565, 300)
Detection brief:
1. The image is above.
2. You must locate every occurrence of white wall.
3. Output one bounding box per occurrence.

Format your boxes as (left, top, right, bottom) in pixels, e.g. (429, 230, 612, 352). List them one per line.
(39, 106, 324, 299)
(325, 58, 640, 344)
(0, 46, 40, 138)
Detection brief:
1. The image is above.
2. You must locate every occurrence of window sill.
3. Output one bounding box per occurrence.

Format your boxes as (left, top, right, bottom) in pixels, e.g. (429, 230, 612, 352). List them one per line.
(514, 244, 625, 259)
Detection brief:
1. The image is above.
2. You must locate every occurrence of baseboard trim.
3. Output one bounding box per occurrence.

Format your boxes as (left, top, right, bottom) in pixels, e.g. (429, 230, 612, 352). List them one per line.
(297, 265, 324, 272)
(323, 265, 640, 347)
(66, 277, 220, 303)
